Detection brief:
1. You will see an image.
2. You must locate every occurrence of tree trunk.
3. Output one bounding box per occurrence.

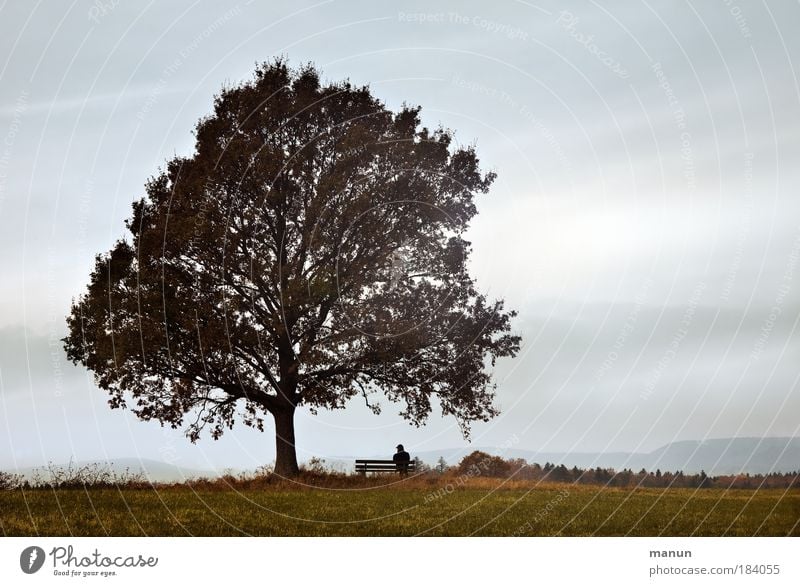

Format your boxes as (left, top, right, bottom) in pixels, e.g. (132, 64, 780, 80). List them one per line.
(272, 406, 300, 477)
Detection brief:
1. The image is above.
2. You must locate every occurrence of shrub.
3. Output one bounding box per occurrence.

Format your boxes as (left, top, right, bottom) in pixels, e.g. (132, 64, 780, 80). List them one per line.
(457, 451, 513, 478)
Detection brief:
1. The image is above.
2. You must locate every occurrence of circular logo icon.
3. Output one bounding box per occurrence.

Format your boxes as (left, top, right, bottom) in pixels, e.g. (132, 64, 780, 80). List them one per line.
(20, 546, 45, 574)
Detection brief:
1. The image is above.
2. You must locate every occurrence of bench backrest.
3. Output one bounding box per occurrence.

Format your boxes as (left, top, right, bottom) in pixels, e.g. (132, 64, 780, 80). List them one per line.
(355, 459, 416, 473)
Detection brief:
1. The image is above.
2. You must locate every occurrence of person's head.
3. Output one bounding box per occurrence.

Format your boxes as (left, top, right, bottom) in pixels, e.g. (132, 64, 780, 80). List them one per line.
(396, 444, 404, 452)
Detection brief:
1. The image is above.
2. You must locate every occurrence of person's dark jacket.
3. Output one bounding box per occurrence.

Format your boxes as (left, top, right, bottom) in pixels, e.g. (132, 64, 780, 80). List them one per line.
(393, 450, 410, 472)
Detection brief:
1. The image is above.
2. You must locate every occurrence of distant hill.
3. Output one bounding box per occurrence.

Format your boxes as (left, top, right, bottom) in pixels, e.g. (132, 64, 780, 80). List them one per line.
(409, 437, 800, 475)
(9, 458, 215, 484)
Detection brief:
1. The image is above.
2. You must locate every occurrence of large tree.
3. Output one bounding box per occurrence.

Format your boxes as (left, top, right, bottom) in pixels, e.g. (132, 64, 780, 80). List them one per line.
(63, 60, 520, 476)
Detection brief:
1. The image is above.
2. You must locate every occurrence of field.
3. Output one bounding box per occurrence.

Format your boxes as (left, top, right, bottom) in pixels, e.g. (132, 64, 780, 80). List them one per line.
(2, 479, 798, 536)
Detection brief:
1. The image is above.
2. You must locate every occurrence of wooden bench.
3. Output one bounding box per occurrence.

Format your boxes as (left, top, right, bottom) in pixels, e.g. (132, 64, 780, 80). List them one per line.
(355, 459, 416, 475)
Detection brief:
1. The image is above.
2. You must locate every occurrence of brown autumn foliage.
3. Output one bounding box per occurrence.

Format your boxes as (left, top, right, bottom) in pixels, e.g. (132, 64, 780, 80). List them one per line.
(62, 59, 521, 478)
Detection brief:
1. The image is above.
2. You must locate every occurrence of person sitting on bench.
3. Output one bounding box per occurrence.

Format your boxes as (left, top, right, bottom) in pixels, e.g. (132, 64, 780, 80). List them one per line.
(393, 444, 411, 475)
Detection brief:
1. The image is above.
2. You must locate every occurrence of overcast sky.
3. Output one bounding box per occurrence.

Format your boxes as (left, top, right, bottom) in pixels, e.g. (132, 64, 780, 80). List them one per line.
(1, 0, 798, 472)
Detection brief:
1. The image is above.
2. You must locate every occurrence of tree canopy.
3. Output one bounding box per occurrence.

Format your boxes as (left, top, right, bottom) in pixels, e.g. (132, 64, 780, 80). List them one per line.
(63, 59, 520, 476)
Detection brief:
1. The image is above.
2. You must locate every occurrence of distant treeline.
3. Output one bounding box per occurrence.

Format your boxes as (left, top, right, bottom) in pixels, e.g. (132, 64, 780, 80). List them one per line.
(427, 451, 800, 489)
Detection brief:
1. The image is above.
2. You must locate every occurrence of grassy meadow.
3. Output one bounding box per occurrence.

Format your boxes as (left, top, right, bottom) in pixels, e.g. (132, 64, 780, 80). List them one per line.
(1, 476, 798, 536)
